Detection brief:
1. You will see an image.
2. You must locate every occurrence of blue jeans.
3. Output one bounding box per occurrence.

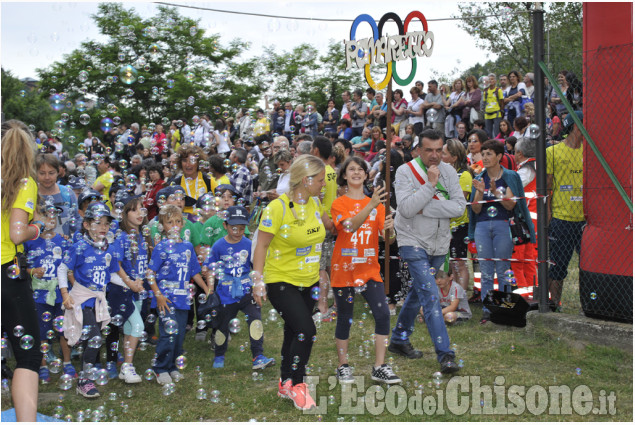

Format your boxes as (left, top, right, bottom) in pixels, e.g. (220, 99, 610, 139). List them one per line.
(390, 246, 454, 363)
(154, 309, 188, 374)
(485, 117, 502, 139)
(474, 220, 514, 313)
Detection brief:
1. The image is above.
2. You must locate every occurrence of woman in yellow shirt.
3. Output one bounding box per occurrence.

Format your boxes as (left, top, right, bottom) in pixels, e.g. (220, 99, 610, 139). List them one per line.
(1, 120, 45, 421)
(252, 154, 334, 411)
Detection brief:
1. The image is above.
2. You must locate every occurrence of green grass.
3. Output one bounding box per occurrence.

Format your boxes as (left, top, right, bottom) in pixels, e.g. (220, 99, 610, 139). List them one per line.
(3, 255, 631, 421)
(3, 280, 632, 422)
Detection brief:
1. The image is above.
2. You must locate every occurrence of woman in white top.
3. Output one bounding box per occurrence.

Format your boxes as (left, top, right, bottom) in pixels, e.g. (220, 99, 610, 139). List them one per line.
(445, 79, 466, 138)
(274, 149, 293, 195)
(213, 119, 231, 155)
(406, 86, 425, 136)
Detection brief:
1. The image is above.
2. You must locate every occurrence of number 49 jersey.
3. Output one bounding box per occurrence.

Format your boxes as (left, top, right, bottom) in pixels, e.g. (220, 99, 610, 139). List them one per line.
(330, 195, 385, 288)
(64, 238, 121, 292)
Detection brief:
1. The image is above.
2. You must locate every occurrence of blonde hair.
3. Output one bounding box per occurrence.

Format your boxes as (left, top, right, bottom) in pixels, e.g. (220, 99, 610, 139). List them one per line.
(286, 154, 325, 199)
(158, 204, 182, 226)
(1, 120, 37, 214)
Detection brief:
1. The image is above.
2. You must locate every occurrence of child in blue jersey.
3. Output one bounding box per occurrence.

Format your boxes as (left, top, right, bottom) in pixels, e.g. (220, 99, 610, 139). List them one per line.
(205, 206, 275, 370)
(106, 194, 150, 384)
(58, 202, 120, 399)
(24, 209, 77, 384)
(147, 204, 210, 385)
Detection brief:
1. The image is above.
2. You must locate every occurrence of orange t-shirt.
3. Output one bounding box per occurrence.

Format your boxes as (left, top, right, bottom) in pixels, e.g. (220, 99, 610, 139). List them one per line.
(330, 195, 385, 287)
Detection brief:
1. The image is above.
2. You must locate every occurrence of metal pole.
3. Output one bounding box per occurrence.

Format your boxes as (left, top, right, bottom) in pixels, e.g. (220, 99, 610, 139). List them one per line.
(533, 3, 549, 313)
(384, 80, 393, 295)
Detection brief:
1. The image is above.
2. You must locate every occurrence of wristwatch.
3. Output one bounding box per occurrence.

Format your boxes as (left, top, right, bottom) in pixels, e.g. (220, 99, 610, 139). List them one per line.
(32, 220, 46, 232)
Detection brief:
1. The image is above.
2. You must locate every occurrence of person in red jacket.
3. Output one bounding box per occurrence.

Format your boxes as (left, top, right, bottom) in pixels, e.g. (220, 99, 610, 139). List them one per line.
(511, 137, 537, 287)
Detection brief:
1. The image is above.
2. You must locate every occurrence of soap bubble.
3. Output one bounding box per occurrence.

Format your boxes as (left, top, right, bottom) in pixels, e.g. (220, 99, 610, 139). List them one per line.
(590, 292, 597, 300)
(59, 374, 73, 390)
(144, 369, 155, 381)
(53, 316, 64, 332)
(41, 311, 52, 322)
(79, 114, 90, 125)
(528, 124, 541, 138)
(311, 287, 320, 301)
(487, 206, 498, 218)
(13, 325, 25, 337)
(20, 335, 34, 350)
(164, 319, 178, 334)
(100, 117, 114, 133)
(229, 318, 241, 334)
(6, 264, 20, 279)
(175, 355, 187, 370)
(49, 94, 65, 111)
(78, 70, 89, 83)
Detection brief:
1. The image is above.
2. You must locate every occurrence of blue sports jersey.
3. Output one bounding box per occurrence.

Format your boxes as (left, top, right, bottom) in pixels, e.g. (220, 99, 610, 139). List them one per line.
(114, 229, 150, 301)
(148, 239, 201, 310)
(64, 238, 120, 308)
(205, 236, 252, 305)
(24, 234, 68, 305)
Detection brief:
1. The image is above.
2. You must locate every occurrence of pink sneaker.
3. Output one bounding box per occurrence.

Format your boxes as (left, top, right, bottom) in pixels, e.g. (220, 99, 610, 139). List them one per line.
(278, 378, 292, 399)
(289, 382, 317, 411)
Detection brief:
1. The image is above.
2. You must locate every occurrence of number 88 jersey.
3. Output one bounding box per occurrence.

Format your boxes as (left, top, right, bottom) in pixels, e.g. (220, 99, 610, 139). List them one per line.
(64, 238, 120, 292)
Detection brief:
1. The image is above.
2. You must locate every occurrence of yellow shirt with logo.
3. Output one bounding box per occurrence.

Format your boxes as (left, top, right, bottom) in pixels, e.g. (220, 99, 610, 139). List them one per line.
(546, 142, 584, 221)
(258, 193, 325, 287)
(451, 170, 472, 228)
(2, 177, 37, 264)
(484, 87, 503, 119)
(95, 170, 115, 209)
(322, 165, 338, 219)
(181, 172, 217, 214)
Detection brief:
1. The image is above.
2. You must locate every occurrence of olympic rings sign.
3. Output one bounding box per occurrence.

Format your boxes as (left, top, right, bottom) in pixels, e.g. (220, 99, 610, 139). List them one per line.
(344, 11, 434, 90)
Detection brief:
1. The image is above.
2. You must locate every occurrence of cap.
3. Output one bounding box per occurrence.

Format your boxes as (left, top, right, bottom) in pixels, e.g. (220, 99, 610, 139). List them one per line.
(113, 191, 140, 208)
(78, 189, 103, 207)
(195, 192, 215, 209)
(67, 176, 86, 190)
(156, 184, 196, 207)
(225, 206, 249, 225)
(214, 184, 239, 198)
(562, 110, 583, 133)
(84, 202, 113, 220)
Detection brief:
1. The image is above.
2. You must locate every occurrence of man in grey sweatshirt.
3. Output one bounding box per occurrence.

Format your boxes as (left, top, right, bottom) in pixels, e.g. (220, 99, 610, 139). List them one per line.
(387, 129, 466, 374)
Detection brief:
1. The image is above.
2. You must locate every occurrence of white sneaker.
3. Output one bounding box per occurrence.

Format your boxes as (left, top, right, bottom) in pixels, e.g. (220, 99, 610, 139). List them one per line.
(169, 370, 184, 382)
(119, 363, 142, 384)
(156, 372, 173, 385)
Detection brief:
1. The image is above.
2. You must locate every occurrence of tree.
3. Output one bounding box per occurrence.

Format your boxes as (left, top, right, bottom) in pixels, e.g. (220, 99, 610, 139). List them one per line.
(1, 68, 54, 131)
(259, 39, 376, 114)
(36, 3, 267, 140)
(455, 2, 582, 78)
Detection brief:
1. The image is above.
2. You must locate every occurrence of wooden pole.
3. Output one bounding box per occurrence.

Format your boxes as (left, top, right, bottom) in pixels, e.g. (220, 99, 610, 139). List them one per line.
(384, 80, 393, 295)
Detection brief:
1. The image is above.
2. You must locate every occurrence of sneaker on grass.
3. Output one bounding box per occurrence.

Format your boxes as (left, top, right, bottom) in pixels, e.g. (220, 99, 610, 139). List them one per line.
(119, 363, 142, 384)
(77, 379, 100, 398)
(213, 356, 225, 369)
(336, 364, 354, 384)
(252, 355, 275, 370)
(278, 378, 292, 399)
(39, 367, 51, 384)
(371, 364, 402, 384)
(156, 372, 173, 385)
(289, 382, 317, 411)
(63, 363, 78, 378)
(169, 370, 184, 381)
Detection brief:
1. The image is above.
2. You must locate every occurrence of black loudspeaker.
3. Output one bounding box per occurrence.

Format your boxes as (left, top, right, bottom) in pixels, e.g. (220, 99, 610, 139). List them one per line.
(483, 290, 531, 327)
